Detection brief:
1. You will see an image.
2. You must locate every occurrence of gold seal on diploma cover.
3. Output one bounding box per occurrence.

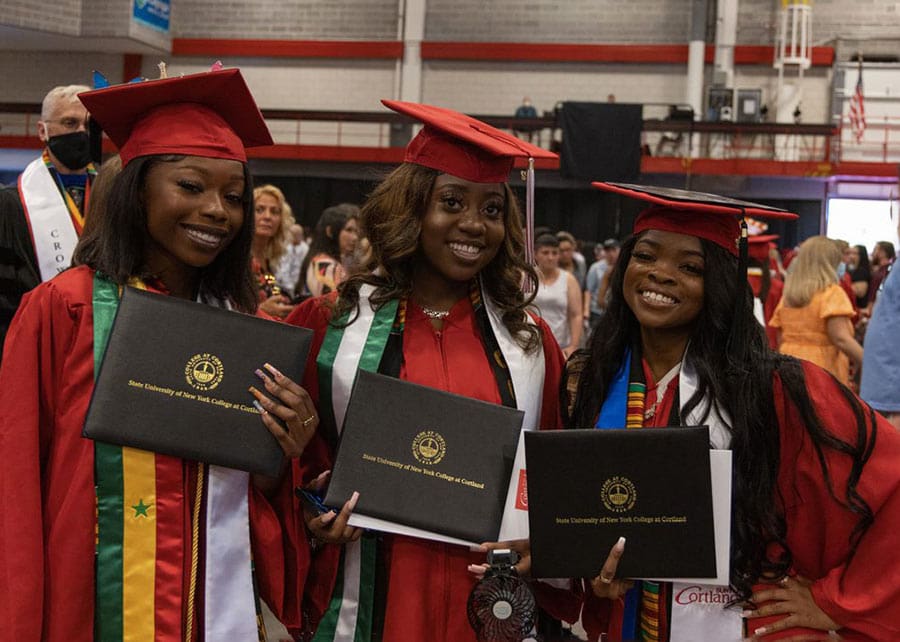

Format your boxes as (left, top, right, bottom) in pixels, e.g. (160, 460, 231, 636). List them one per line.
(412, 430, 446, 465)
(601, 476, 637, 513)
(184, 353, 224, 391)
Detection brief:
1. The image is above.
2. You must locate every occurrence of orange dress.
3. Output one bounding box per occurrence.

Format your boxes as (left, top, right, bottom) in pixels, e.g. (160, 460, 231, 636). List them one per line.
(769, 283, 855, 383)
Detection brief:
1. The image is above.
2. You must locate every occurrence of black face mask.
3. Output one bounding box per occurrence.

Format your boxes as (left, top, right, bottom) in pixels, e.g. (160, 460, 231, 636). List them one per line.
(46, 131, 92, 171)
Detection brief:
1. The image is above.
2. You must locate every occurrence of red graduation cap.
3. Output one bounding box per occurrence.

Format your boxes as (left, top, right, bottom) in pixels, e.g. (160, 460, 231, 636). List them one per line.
(78, 68, 273, 166)
(592, 182, 797, 256)
(382, 99, 556, 183)
(747, 234, 779, 262)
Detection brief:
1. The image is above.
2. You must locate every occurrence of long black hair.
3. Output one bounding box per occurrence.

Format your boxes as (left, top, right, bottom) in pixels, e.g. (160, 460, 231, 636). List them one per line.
(566, 232, 876, 601)
(73, 154, 258, 312)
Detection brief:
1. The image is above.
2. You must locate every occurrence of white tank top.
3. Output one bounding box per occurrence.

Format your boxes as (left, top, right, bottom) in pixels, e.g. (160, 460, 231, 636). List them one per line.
(532, 270, 570, 349)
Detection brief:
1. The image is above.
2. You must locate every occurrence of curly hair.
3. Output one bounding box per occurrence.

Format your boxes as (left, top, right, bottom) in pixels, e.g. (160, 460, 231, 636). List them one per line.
(72, 154, 258, 313)
(565, 232, 876, 601)
(253, 184, 294, 268)
(333, 163, 541, 352)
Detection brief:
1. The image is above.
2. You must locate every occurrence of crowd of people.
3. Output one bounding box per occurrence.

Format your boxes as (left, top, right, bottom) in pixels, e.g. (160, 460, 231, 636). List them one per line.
(1, 67, 899, 642)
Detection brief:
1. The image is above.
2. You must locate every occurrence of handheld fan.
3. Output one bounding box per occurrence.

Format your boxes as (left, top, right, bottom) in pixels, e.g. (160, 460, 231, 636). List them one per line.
(467, 549, 536, 642)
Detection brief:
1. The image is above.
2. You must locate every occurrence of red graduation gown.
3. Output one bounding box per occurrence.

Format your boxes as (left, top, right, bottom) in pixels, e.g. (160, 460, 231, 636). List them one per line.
(288, 294, 580, 642)
(0, 266, 307, 641)
(580, 361, 900, 641)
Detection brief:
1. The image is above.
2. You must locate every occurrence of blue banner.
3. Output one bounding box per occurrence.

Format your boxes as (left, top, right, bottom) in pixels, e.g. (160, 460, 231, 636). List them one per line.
(133, 0, 170, 33)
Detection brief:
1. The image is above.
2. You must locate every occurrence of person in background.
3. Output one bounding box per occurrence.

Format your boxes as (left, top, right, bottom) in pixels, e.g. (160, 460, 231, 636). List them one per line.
(584, 242, 606, 333)
(514, 96, 539, 143)
(770, 236, 862, 385)
(847, 243, 871, 310)
(0, 68, 314, 641)
(595, 238, 621, 315)
(868, 240, 895, 307)
(747, 234, 783, 350)
(532, 233, 583, 357)
(287, 100, 578, 642)
(860, 217, 900, 429)
(566, 183, 900, 641)
(299, 203, 359, 298)
(557, 230, 586, 289)
(0, 83, 94, 356)
(252, 183, 297, 319)
(278, 221, 309, 300)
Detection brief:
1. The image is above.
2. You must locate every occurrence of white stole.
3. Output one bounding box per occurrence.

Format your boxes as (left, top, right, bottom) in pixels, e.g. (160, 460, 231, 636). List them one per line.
(18, 158, 80, 281)
(669, 358, 743, 641)
(326, 284, 547, 639)
(199, 294, 259, 640)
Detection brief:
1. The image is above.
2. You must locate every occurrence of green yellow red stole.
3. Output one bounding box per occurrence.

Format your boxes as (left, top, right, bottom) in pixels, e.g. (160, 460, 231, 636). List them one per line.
(91, 275, 261, 641)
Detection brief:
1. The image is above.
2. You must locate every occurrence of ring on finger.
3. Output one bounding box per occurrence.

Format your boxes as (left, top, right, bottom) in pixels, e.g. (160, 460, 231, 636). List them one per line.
(302, 415, 316, 426)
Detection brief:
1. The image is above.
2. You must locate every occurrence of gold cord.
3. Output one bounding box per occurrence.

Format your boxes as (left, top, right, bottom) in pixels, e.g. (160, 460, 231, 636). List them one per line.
(185, 462, 205, 641)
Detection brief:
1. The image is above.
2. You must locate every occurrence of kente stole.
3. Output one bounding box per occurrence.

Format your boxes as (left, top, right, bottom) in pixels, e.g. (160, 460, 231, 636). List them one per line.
(594, 346, 674, 642)
(92, 275, 260, 642)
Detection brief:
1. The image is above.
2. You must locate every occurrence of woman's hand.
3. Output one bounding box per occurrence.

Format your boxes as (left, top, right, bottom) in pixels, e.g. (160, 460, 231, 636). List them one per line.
(303, 472, 364, 545)
(249, 362, 318, 458)
(469, 539, 533, 578)
(589, 537, 634, 600)
(259, 293, 295, 319)
(742, 576, 840, 641)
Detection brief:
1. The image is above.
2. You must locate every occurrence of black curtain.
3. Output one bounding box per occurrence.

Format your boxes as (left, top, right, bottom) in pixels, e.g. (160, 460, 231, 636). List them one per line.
(559, 102, 643, 182)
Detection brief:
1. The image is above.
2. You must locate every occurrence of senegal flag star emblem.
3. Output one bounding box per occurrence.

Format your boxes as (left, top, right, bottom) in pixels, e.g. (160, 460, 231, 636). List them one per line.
(132, 498, 152, 518)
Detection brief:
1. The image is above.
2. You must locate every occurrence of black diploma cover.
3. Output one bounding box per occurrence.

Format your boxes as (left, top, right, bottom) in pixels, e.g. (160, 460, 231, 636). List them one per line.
(324, 370, 524, 543)
(525, 426, 716, 579)
(83, 286, 312, 476)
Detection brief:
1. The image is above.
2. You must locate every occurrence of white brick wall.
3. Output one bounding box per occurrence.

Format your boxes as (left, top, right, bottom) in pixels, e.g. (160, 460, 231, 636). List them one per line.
(172, 0, 399, 39)
(425, 0, 692, 43)
(0, 0, 894, 147)
(0, 0, 82, 36)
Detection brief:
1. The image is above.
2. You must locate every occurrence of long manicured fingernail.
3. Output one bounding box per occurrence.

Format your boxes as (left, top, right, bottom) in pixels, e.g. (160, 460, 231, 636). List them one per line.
(741, 610, 753, 618)
(348, 491, 360, 511)
(614, 536, 626, 550)
(320, 510, 336, 524)
(263, 363, 283, 379)
(754, 627, 767, 635)
(252, 399, 267, 414)
(254, 368, 270, 383)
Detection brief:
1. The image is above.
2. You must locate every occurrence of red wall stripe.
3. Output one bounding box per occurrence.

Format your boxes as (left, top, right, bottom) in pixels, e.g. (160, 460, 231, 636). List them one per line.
(172, 39, 403, 59)
(170, 39, 833, 66)
(420, 42, 834, 67)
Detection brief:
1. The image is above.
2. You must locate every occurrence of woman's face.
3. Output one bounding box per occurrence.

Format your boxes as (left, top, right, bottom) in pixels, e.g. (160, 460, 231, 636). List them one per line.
(254, 193, 282, 240)
(417, 174, 506, 285)
(338, 217, 359, 257)
(623, 229, 705, 337)
(535, 245, 560, 273)
(848, 246, 860, 268)
(142, 156, 245, 276)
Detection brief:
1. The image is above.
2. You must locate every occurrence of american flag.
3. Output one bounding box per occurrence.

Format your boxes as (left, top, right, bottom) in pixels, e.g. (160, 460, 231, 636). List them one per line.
(849, 60, 866, 143)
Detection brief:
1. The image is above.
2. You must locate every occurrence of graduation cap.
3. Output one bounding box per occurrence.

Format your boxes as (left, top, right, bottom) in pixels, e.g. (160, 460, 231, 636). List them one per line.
(383, 99, 555, 183)
(592, 182, 797, 257)
(383, 99, 558, 291)
(78, 68, 273, 166)
(747, 234, 779, 263)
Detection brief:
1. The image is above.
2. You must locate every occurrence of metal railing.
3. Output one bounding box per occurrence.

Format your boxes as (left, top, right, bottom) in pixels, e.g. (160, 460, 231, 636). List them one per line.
(0, 102, 845, 164)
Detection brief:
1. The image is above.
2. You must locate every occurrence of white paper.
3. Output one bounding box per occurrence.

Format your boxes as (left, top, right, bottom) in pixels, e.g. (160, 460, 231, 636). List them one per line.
(346, 512, 477, 547)
(645, 449, 732, 585)
(346, 430, 533, 548)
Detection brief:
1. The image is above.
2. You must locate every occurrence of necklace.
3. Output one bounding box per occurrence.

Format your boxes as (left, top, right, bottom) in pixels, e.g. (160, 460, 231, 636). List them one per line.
(420, 305, 450, 320)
